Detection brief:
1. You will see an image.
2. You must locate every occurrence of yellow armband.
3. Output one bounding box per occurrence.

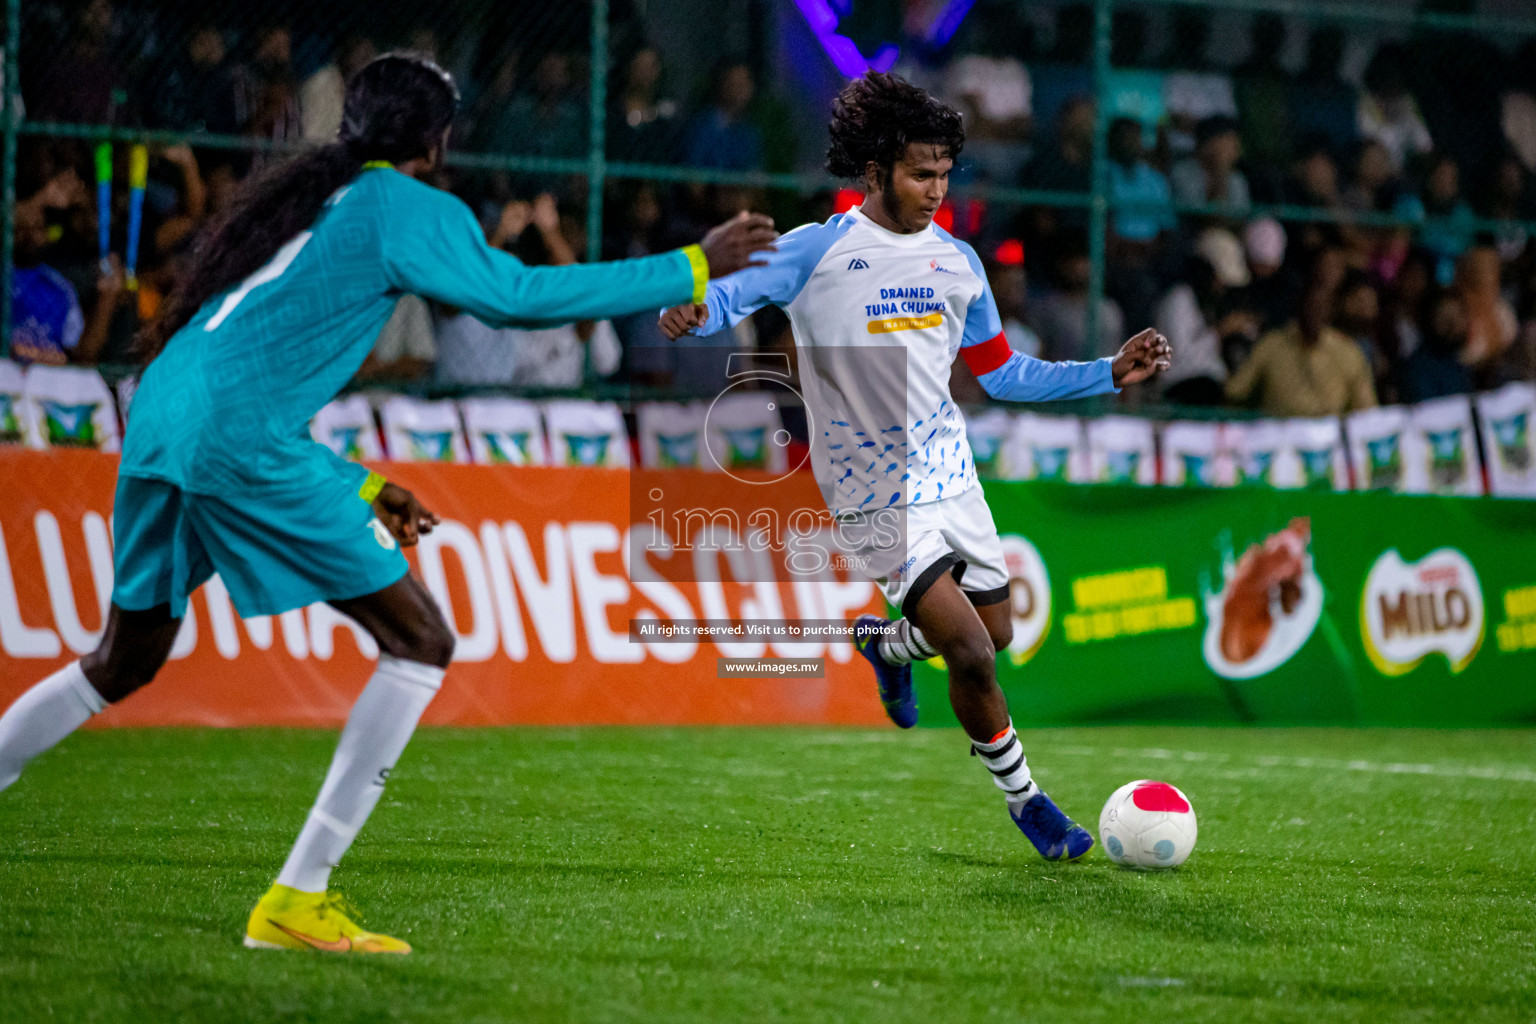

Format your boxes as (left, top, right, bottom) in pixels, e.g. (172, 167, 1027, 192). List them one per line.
(681, 244, 709, 305)
(358, 471, 387, 504)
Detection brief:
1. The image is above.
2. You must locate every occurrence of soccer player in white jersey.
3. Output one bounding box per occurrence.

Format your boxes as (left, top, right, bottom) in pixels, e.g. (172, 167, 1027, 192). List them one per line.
(661, 72, 1171, 861)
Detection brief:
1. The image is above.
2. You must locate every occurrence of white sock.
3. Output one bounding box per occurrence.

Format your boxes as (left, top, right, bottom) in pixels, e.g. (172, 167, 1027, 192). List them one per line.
(0, 661, 105, 792)
(971, 721, 1037, 807)
(878, 619, 937, 666)
(275, 655, 444, 893)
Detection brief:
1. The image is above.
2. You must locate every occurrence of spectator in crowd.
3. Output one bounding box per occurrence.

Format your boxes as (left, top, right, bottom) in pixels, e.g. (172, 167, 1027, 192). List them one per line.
(1501, 40, 1536, 176)
(300, 36, 378, 142)
(1335, 269, 1384, 380)
(145, 24, 242, 134)
(1405, 1, 1506, 183)
(475, 52, 585, 158)
(143, 144, 208, 263)
(1358, 45, 1433, 175)
(1019, 95, 1094, 275)
(1234, 13, 1292, 188)
(1480, 154, 1532, 265)
(1170, 115, 1250, 215)
(236, 24, 302, 143)
(1398, 289, 1474, 401)
(10, 198, 122, 366)
(943, 17, 1032, 183)
(1035, 233, 1126, 364)
(357, 297, 436, 383)
(1395, 151, 1476, 284)
(1106, 116, 1174, 335)
(1029, 4, 1092, 141)
(684, 60, 764, 171)
(1376, 248, 1434, 403)
(1287, 25, 1358, 156)
(28, 0, 127, 124)
(1455, 246, 1518, 372)
(1237, 217, 1300, 342)
(1154, 251, 1231, 406)
(1226, 281, 1378, 416)
(989, 247, 1042, 358)
(1160, 9, 1238, 162)
(1022, 95, 1093, 197)
(608, 47, 682, 163)
(1342, 139, 1401, 213)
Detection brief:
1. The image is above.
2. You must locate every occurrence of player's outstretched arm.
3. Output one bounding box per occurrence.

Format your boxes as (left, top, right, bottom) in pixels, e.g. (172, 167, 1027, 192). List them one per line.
(960, 328, 1171, 403)
(383, 184, 775, 329)
(659, 217, 850, 340)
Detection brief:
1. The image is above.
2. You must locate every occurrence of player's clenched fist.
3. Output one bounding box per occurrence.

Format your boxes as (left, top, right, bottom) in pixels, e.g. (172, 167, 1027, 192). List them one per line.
(1111, 328, 1173, 388)
(697, 211, 778, 278)
(659, 303, 708, 340)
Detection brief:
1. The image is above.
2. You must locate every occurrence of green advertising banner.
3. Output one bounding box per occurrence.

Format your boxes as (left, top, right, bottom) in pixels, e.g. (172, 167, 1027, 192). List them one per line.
(912, 482, 1536, 726)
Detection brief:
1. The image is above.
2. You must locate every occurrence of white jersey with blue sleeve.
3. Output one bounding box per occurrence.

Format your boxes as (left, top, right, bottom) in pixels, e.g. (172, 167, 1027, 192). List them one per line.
(689, 205, 1117, 515)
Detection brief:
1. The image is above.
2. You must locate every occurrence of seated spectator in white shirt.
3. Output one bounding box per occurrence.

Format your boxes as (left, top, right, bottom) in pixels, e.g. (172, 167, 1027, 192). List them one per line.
(300, 36, 377, 142)
(356, 295, 435, 383)
(1358, 44, 1433, 175)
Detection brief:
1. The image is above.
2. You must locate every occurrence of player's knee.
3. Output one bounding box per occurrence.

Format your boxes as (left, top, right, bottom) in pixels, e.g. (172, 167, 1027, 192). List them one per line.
(943, 636, 998, 683)
(393, 613, 455, 668)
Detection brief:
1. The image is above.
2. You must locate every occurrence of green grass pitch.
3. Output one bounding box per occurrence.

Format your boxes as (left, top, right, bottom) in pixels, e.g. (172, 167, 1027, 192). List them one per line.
(2, 726, 1534, 1023)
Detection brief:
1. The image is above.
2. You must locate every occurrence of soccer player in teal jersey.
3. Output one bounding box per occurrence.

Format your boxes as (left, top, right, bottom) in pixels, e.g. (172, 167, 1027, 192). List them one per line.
(0, 53, 776, 954)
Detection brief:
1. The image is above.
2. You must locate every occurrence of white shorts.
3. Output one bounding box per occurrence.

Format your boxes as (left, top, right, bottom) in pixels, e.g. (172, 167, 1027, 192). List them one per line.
(840, 485, 1009, 617)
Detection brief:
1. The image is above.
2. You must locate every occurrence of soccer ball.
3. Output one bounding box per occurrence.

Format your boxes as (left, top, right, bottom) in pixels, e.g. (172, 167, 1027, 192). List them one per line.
(1098, 780, 1197, 869)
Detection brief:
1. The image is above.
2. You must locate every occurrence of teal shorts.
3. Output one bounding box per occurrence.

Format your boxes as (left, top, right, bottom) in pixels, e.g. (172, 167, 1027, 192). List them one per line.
(111, 473, 410, 619)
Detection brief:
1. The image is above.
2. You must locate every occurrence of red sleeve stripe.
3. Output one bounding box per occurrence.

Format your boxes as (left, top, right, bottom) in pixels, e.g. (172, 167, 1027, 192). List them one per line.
(961, 332, 1012, 376)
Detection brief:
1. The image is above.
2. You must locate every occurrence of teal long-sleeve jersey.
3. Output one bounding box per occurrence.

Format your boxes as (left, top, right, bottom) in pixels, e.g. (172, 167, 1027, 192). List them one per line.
(121, 165, 706, 497)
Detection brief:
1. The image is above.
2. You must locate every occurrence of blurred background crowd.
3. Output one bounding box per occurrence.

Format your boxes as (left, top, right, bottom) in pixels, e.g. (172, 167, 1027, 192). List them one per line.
(9, 0, 1536, 417)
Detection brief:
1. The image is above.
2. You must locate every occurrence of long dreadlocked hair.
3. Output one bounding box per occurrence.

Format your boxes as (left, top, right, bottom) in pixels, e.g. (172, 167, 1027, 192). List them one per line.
(138, 52, 459, 362)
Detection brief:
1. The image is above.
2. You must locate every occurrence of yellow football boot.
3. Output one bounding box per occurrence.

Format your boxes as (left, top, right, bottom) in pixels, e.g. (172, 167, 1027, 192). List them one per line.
(243, 884, 412, 954)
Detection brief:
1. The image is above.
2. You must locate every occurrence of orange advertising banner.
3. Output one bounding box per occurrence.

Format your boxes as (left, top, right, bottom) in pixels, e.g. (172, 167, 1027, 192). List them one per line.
(0, 450, 888, 727)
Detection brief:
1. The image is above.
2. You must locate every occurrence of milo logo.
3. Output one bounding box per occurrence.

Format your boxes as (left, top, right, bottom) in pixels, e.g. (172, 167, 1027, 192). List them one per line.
(1361, 548, 1484, 676)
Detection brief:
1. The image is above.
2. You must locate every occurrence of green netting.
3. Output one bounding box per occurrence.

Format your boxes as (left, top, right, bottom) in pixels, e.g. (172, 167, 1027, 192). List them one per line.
(5, 0, 1536, 403)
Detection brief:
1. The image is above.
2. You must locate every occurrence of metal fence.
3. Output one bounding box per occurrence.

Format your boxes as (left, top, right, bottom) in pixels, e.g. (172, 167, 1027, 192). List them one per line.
(6, 0, 1536, 403)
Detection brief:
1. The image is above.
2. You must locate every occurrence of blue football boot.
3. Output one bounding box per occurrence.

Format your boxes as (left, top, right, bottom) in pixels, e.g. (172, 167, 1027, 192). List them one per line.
(853, 614, 917, 728)
(1010, 789, 1095, 861)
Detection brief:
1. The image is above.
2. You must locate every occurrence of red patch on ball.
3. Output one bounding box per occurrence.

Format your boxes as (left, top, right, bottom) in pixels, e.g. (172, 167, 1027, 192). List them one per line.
(1131, 782, 1190, 813)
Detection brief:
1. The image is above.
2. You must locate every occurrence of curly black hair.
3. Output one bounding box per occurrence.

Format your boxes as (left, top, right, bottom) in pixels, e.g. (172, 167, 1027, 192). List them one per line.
(825, 72, 965, 182)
